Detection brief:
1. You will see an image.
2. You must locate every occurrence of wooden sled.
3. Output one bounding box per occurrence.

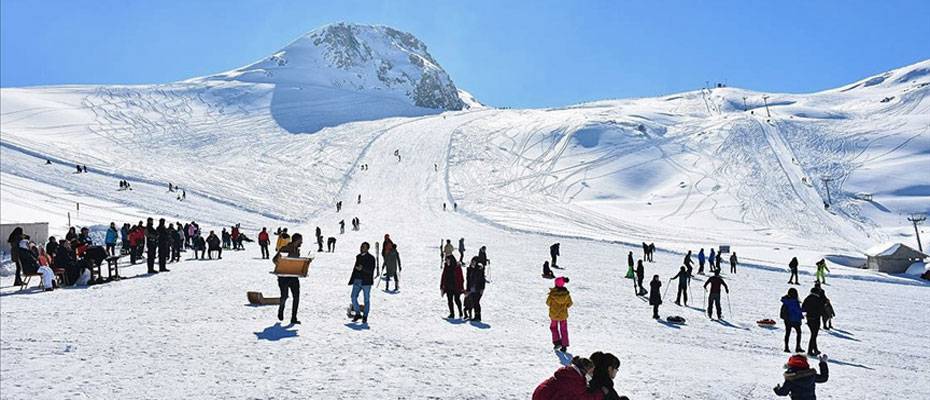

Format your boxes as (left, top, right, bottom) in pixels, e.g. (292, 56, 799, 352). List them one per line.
(247, 291, 280, 305)
(271, 256, 313, 277)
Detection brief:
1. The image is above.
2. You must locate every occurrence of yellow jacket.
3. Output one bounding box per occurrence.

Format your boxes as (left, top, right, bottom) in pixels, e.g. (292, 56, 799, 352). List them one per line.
(276, 235, 290, 251)
(546, 288, 573, 321)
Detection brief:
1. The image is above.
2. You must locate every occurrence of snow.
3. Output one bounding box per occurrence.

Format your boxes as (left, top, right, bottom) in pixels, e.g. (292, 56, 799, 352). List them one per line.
(905, 261, 927, 276)
(865, 242, 904, 257)
(2, 24, 930, 399)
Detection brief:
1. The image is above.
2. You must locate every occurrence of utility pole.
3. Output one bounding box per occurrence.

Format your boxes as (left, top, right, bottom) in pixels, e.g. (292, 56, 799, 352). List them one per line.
(742, 96, 748, 111)
(908, 214, 926, 252)
(820, 176, 834, 207)
(762, 95, 772, 117)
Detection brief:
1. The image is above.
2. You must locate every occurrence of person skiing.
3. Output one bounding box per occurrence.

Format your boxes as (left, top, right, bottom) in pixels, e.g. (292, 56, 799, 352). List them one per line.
(273, 233, 303, 324)
(258, 227, 270, 259)
(550, 243, 560, 269)
(730, 252, 738, 273)
(156, 218, 170, 272)
(145, 218, 158, 274)
(464, 256, 487, 321)
(788, 257, 800, 285)
(547, 276, 573, 352)
(105, 222, 118, 256)
(773, 354, 829, 399)
(349, 242, 377, 324)
(815, 259, 829, 284)
(458, 238, 465, 263)
(780, 287, 804, 353)
(635, 260, 646, 296)
(625, 251, 635, 279)
(697, 248, 706, 274)
(649, 275, 662, 319)
(708, 248, 717, 273)
(383, 243, 401, 291)
(670, 266, 690, 306)
(440, 254, 465, 319)
(703, 270, 729, 320)
(801, 287, 825, 356)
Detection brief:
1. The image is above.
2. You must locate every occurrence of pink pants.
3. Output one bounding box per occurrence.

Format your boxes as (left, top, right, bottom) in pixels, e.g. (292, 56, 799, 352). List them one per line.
(550, 319, 569, 346)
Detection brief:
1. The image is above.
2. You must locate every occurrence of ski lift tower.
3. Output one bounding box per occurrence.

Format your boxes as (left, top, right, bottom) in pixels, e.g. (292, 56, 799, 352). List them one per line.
(908, 213, 926, 252)
(820, 176, 834, 206)
(762, 95, 772, 117)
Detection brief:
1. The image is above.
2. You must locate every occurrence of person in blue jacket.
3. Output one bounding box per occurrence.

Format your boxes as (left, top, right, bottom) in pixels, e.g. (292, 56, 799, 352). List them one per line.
(780, 288, 804, 353)
(105, 222, 118, 256)
(774, 354, 829, 399)
(697, 248, 706, 274)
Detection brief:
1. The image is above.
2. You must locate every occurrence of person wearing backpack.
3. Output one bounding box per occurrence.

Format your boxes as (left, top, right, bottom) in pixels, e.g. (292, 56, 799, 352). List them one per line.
(774, 354, 829, 399)
(547, 276, 573, 352)
(780, 288, 804, 353)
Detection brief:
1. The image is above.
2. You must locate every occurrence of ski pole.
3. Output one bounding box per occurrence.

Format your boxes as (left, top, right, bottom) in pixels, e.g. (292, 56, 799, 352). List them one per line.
(703, 287, 707, 311)
(726, 291, 733, 317)
(663, 279, 672, 299)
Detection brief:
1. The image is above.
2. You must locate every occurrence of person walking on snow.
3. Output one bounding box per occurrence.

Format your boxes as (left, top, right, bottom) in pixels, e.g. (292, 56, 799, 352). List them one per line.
(801, 287, 825, 356)
(703, 270, 729, 320)
(458, 238, 466, 263)
(315, 226, 323, 252)
(635, 260, 646, 296)
(273, 233, 303, 324)
(464, 256, 487, 321)
(443, 239, 455, 259)
(625, 251, 635, 279)
(788, 257, 800, 285)
(145, 218, 158, 273)
(383, 243, 401, 291)
(780, 288, 804, 353)
(715, 251, 723, 273)
(670, 266, 691, 306)
(105, 222, 118, 256)
(441, 254, 465, 319)
(275, 228, 290, 251)
(547, 276, 573, 352)
(258, 227, 270, 259)
(339, 220, 345, 234)
(773, 354, 829, 399)
(550, 243, 560, 269)
(697, 248, 706, 274)
(815, 259, 829, 284)
(349, 242, 377, 324)
(730, 252, 738, 273)
(327, 237, 336, 252)
(708, 248, 717, 273)
(649, 275, 663, 319)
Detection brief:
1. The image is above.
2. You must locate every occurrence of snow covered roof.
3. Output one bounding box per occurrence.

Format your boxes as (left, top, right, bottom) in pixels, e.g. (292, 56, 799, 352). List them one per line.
(865, 242, 928, 258)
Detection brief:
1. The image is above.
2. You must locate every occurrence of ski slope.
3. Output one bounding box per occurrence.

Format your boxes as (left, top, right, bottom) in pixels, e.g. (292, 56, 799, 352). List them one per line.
(2, 23, 930, 399)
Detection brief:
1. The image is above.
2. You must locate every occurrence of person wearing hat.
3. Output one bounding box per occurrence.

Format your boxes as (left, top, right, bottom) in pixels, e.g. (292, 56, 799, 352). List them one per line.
(774, 353, 829, 399)
(780, 288, 804, 353)
(547, 276, 573, 352)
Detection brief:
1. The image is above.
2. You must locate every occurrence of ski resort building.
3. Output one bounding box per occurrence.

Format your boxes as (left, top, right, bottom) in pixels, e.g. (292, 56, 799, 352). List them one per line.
(864, 243, 928, 273)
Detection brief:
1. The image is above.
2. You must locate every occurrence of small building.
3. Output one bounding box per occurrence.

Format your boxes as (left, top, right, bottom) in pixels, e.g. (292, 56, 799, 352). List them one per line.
(864, 243, 928, 273)
(1, 222, 50, 255)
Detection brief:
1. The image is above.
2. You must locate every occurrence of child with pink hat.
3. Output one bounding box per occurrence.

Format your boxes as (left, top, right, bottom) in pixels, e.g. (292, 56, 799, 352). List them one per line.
(546, 276, 573, 352)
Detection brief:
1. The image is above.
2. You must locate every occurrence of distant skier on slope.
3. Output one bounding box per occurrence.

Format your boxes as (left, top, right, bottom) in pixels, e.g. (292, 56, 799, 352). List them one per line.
(339, 219, 345, 234)
(703, 270, 729, 320)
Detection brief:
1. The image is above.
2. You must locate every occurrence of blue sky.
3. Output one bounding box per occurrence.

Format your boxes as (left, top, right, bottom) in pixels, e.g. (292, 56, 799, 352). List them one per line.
(2, 0, 928, 108)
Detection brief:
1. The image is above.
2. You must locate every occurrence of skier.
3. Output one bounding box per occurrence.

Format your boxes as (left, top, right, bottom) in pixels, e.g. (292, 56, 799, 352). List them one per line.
(349, 242, 377, 324)
(273, 233, 303, 324)
(815, 259, 829, 284)
(773, 354, 829, 399)
(383, 243, 401, 291)
(635, 260, 646, 296)
(315, 226, 323, 252)
(357, 194, 361, 204)
(730, 252, 738, 273)
(156, 218, 170, 272)
(339, 220, 345, 234)
(104, 222, 118, 256)
(458, 237, 465, 263)
(708, 248, 717, 274)
(441, 254, 465, 319)
(258, 227, 270, 259)
(670, 266, 690, 306)
(550, 243, 560, 269)
(547, 276, 573, 352)
(697, 248, 706, 274)
(801, 287, 825, 356)
(780, 288, 804, 353)
(327, 237, 336, 253)
(145, 218, 158, 274)
(788, 257, 800, 285)
(625, 251, 635, 279)
(703, 270, 729, 320)
(649, 275, 662, 319)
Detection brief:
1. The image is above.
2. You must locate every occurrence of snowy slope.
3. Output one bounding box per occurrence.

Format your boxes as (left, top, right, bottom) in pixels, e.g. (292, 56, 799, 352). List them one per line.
(2, 23, 930, 399)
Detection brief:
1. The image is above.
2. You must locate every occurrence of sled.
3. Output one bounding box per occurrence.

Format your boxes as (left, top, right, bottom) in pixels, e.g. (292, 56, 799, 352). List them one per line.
(757, 318, 777, 327)
(247, 291, 280, 305)
(346, 304, 367, 319)
(270, 256, 313, 277)
(542, 273, 556, 279)
(666, 316, 686, 325)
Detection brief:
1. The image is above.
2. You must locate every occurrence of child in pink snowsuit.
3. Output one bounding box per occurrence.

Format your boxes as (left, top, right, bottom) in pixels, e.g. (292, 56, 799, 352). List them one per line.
(547, 277, 573, 352)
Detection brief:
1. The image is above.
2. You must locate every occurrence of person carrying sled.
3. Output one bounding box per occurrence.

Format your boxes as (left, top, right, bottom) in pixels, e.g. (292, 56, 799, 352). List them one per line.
(349, 242, 377, 324)
(670, 266, 691, 306)
(773, 354, 829, 399)
(273, 233, 303, 324)
(383, 243, 401, 291)
(440, 254, 465, 319)
(547, 276, 573, 352)
(649, 275, 662, 319)
(788, 257, 800, 285)
(703, 270, 729, 320)
(780, 288, 804, 353)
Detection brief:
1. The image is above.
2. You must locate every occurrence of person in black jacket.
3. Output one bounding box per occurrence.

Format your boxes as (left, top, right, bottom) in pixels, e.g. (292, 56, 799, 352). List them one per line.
(670, 266, 690, 306)
(550, 243, 560, 268)
(635, 260, 646, 296)
(801, 287, 825, 356)
(703, 271, 729, 320)
(464, 257, 487, 322)
(648, 275, 662, 319)
(273, 233, 303, 324)
(348, 242, 377, 324)
(788, 257, 800, 285)
(145, 218, 158, 273)
(156, 218, 170, 272)
(207, 231, 222, 259)
(774, 354, 829, 399)
(7, 227, 24, 286)
(46, 236, 59, 258)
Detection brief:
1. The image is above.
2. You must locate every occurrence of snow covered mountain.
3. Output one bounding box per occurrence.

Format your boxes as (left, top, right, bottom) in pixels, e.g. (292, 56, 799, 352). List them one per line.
(194, 23, 465, 132)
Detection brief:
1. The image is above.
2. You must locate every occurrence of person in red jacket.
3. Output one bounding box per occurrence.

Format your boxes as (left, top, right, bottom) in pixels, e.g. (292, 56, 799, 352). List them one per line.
(257, 227, 270, 259)
(440, 254, 464, 319)
(532, 356, 602, 400)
